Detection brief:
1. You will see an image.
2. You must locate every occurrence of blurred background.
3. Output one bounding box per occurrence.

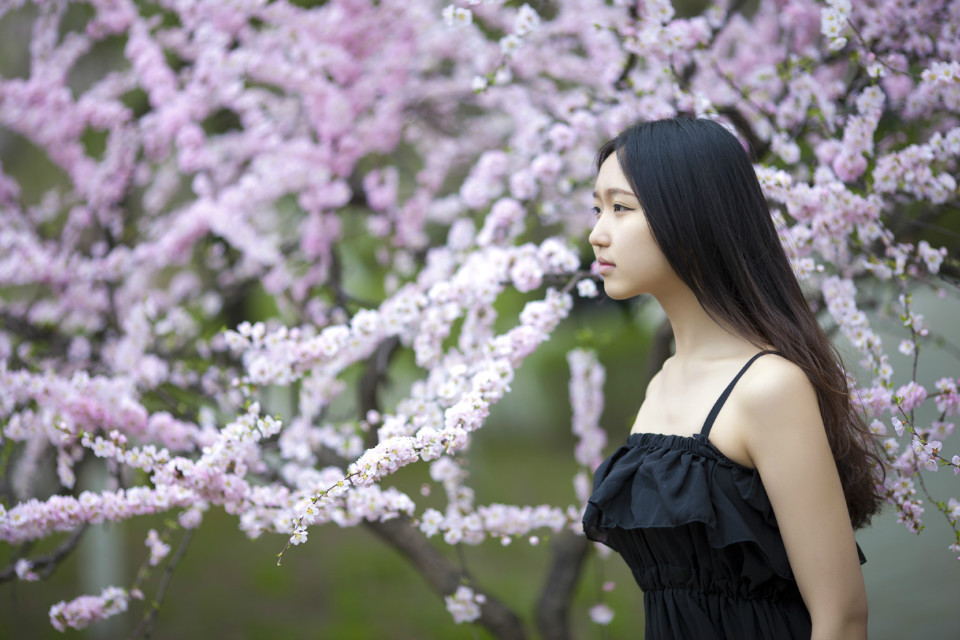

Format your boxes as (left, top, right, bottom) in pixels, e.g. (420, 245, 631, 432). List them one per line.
(2, 0, 959, 638)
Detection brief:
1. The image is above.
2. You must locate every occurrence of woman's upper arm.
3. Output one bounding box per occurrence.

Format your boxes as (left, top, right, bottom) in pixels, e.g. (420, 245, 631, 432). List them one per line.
(740, 358, 868, 639)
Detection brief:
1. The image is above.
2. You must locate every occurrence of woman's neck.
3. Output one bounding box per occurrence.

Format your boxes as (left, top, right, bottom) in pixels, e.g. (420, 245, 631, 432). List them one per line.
(653, 284, 760, 362)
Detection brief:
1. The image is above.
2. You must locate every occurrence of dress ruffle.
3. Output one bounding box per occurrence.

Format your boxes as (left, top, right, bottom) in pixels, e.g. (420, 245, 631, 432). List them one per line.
(582, 432, 795, 581)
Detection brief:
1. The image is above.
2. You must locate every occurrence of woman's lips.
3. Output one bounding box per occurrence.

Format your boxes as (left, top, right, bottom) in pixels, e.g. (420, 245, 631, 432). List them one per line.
(595, 259, 615, 274)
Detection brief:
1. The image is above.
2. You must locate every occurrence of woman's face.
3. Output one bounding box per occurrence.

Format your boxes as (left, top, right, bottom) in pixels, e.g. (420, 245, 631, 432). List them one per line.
(589, 154, 675, 300)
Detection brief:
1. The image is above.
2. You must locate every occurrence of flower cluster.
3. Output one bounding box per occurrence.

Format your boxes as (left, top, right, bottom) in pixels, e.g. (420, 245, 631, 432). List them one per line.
(49, 586, 130, 632)
(144, 529, 171, 567)
(419, 503, 575, 546)
(444, 585, 485, 624)
(568, 349, 608, 505)
(2, 485, 198, 546)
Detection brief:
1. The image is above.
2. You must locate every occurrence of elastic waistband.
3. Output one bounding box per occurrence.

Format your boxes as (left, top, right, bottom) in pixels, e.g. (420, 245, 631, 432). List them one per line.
(639, 582, 803, 604)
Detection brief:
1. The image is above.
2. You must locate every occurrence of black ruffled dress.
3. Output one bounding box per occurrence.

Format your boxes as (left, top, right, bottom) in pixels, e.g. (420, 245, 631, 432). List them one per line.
(583, 351, 861, 639)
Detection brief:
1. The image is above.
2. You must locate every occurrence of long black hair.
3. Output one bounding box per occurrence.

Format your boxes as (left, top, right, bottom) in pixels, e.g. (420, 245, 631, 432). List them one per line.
(598, 116, 883, 529)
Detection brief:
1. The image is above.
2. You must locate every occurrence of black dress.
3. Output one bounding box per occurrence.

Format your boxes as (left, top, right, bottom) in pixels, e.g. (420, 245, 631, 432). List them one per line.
(583, 351, 862, 639)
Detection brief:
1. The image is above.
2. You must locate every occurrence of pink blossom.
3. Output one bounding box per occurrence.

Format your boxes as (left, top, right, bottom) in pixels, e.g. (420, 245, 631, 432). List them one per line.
(832, 152, 868, 182)
(477, 198, 526, 246)
(49, 586, 129, 632)
(178, 506, 205, 529)
(548, 123, 577, 151)
(917, 240, 947, 274)
(568, 349, 606, 471)
(898, 339, 916, 356)
(912, 438, 942, 472)
(441, 6, 473, 27)
(508, 169, 539, 200)
(514, 4, 541, 36)
(510, 254, 544, 292)
(589, 603, 615, 625)
(576, 279, 598, 298)
(145, 529, 170, 566)
(460, 176, 495, 210)
(444, 585, 483, 623)
(934, 378, 960, 415)
(530, 153, 563, 183)
(538, 237, 580, 273)
(420, 509, 444, 537)
(896, 381, 928, 412)
(892, 417, 906, 437)
(363, 167, 400, 212)
(15, 558, 39, 581)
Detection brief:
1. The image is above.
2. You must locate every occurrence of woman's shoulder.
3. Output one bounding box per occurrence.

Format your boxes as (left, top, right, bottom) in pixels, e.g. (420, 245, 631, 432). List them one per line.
(734, 353, 825, 448)
(644, 368, 665, 398)
(737, 353, 816, 414)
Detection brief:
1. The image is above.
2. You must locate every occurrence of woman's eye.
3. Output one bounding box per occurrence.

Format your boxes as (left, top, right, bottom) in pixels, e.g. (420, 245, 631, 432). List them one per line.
(591, 206, 601, 217)
(613, 203, 629, 212)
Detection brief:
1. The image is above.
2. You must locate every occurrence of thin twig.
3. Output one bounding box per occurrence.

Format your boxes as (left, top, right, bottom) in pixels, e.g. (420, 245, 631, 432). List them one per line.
(0, 525, 89, 583)
(559, 269, 594, 295)
(893, 410, 960, 542)
(843, 18, 912, 77)
(128, 528, 194, 640)
(613, 5, 639, 90)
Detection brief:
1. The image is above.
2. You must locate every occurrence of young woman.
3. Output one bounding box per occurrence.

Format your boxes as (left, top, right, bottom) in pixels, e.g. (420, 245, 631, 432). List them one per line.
(581, 116, 883, 639)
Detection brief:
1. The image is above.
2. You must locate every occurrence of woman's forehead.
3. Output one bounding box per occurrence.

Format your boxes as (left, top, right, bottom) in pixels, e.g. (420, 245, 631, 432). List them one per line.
(594, 156, 635, 198)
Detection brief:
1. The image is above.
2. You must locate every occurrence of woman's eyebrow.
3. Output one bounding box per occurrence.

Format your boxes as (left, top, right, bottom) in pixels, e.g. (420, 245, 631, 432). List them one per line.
(592, 187, 638, 199)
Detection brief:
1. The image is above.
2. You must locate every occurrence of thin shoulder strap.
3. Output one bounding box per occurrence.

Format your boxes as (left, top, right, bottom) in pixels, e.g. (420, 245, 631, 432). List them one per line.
(700, 350, 780, 437)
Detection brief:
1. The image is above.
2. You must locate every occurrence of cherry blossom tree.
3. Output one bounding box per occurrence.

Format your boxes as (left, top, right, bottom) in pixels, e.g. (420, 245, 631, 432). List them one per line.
(1, 0, 958, 637)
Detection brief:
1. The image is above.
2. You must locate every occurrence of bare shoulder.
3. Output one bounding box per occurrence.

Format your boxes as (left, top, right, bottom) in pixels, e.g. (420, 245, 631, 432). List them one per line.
(644, 368, 665, 399)
(733, 353, 829, 468)
(736, 353, 819, 425)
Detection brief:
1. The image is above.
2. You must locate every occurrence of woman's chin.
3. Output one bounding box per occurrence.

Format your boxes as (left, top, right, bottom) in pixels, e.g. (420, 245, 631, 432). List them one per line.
(600, 286, 635, 301)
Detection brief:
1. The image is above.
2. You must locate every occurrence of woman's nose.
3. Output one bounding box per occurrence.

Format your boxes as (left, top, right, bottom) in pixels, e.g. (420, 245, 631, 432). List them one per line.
(589, 218, 609, 248)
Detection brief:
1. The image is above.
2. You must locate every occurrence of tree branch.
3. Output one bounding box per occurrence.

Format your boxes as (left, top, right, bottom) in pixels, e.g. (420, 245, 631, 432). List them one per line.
(0, 525, 89, 583)
(364, 516, 526, 639)
(313, 447, 526, 638)
(129, 528, 194, 640)
(359, 335, 401, 448)
(535, 530, 589, 640)
(0, 310, 78, 365)
(613, 5, 639, 91)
